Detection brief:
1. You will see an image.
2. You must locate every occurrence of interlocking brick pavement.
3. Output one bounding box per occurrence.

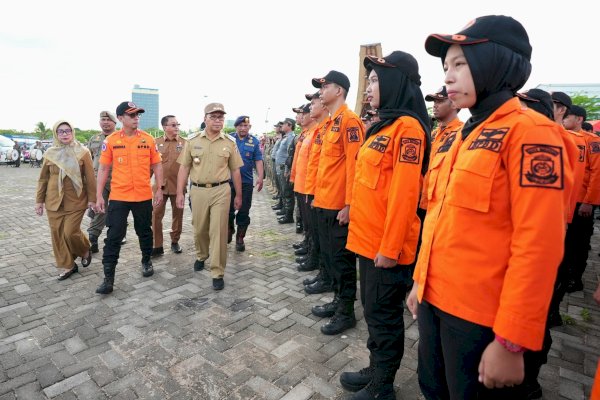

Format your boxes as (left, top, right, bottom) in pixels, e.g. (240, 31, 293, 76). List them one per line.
(0, 165, 598, 399)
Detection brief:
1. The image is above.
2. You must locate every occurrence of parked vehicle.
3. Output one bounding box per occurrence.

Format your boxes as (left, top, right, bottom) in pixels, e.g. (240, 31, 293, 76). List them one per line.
(0, 135, 16, 164)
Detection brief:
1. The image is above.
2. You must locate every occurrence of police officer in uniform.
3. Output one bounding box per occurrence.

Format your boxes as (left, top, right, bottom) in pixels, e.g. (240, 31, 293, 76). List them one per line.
(87, 111, 119, 253)
(228, 115, 264, 251)
(176, 103, 244, 290)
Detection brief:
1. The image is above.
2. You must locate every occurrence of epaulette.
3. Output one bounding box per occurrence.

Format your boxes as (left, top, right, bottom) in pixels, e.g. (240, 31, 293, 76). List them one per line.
(225, 134, 236, 142)
(187, 131, 201, 140)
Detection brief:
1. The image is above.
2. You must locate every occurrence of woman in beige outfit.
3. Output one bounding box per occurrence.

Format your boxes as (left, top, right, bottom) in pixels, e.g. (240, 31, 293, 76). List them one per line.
(35, 120, 97, 280)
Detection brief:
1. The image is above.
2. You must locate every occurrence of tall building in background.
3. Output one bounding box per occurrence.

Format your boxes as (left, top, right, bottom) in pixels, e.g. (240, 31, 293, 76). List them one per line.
(132, 84, 159, 130)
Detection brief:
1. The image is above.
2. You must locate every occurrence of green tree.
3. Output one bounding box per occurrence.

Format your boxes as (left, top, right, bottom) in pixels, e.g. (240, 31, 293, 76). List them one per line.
(34, 122, 51, 140)
(570, 93, 600, 120)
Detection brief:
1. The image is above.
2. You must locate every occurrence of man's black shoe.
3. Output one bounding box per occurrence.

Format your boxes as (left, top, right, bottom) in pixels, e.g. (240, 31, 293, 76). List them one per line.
(90, 241, 99, 254)
(142, 261, 154, 277)
(151, 247, 164, 257)
(312, 299, 338, 318)
(194, 260, 205, 271)
(297, 262, 319, 272)
(305, 280, 333, 294)
(294, 247, 308, 256)
(213, 278, 224, 290)
(321, 314, 356, 335)
(293, 241, 307, 250)
(296, 255, 309, 264)
(340, 365, 375, 392)
(278, 216, 294, 224)
(171, 242, 182, 254)
(271, 204, 283, 210)
(276, 210, 286, 216)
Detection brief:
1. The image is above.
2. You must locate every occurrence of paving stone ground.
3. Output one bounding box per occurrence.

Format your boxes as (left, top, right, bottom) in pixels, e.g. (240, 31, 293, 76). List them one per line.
(0, 164, 598, 399)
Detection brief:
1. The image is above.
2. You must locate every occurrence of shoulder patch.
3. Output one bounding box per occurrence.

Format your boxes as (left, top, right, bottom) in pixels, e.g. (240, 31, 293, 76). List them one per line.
(399, 138, 421, 164)
(589, 141, 600, 154)
(468, 127, 509, 153)
(101, 142, 107, 152)
(347, 127, 361, 143)
(520, 144, 563, 190)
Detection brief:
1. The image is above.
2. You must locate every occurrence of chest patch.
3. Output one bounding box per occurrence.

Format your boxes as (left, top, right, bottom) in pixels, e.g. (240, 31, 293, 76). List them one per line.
(437, 131, 458, 154)
(367, 135, 390, 153)
(331, 115, 342, 133)
(520, 144, 563, 190)
(468, 128, 509, 153)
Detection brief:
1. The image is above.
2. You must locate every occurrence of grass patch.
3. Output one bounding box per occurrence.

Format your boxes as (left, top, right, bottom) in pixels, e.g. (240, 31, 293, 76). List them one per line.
(581, 308, 592, 323)
(562, 314, 576, 326)
(261, 250, 279, 257)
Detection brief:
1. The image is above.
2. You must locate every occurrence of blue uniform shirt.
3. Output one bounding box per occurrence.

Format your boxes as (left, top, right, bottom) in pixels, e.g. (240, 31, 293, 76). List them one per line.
(230, 133, 263, 184)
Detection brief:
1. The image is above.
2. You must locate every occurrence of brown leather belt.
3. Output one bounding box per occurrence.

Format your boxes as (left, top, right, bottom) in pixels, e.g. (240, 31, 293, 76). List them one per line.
(191, 180, 230, 188)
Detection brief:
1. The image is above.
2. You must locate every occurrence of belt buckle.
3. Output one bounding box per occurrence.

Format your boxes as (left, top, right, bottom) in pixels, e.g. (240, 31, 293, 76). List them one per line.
(206, 183, 213, 188)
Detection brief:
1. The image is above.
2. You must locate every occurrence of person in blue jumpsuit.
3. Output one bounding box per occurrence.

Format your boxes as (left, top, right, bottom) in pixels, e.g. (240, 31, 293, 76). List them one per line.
(228, 116, 264, 251)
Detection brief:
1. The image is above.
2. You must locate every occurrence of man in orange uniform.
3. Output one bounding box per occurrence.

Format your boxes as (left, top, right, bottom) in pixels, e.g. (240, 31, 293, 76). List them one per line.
(95, 101, 164, 294)
(311, 70, 365, 335)
(302, 92, 334, 293)
(407, 15, 573, 398)
(290, 104, 313, 262)
(420, 86, 462, 213)
(341, 51, 430, 400)
(563, 105, 600, 293)
(152, 115, 186, 257)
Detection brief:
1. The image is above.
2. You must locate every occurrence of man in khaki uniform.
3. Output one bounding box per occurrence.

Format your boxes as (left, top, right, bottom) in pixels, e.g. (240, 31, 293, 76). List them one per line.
(87, 111, 119, 253)
(152, 115, 186, 257)
(176, 103, 243, 290)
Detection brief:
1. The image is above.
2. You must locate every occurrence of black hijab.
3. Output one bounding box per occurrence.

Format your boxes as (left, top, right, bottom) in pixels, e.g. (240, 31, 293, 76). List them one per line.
(365, 51, 432, 174)
(441, 42, 532, 139)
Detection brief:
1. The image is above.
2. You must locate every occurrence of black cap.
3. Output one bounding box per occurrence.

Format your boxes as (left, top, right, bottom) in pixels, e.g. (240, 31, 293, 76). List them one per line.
(517, 89, 554, 120)
(292, 105, 304, 113)
(570, 105, 587, 121)
(234, 116, 250, 127)
(312, 70, 350, 92)
(305, 92, 319, 101)
(363, 51, 421, 85)
(273, 121, 283, 128)
(283, 118, 296, 126)
(425, 86, 448, 101)
(551, 91, 572, 109)
(116, 101, 145, 116)
(425, 15, 532, 60)
(301, 104, 311, 113)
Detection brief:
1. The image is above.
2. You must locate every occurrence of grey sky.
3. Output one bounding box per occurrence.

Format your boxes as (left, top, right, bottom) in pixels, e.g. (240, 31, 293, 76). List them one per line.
(2, 0, 598, 133)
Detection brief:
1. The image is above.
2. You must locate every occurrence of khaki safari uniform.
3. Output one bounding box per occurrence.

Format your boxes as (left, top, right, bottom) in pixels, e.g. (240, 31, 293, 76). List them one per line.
(36, 152, 97, 269)
(177, 131, 243, 278)
(152, 135, 186, 248)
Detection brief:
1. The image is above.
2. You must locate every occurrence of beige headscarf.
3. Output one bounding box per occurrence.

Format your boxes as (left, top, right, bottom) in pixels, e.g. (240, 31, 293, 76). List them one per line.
(43, 120, 89, 197)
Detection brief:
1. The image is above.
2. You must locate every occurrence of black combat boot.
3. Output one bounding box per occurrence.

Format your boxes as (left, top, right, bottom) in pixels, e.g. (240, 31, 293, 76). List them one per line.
(303, 270, 321, 286)
(141, 256, 154, 277)
(304, 278, 333, 294)
(340, 357, 375, 392)
(311, 295, 339, 318)
(320, 301, 356, 335)
(236, 226, 247, 252)
(96, 264, 115, 294)
(350, 366, 396, 400)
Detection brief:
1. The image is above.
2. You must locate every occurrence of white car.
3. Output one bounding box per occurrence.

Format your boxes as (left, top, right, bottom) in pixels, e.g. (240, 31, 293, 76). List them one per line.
(0, 135, 16, 164)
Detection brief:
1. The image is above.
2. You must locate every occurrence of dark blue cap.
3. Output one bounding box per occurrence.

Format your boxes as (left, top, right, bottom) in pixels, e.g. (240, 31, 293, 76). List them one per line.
(234, 116, 250, 127)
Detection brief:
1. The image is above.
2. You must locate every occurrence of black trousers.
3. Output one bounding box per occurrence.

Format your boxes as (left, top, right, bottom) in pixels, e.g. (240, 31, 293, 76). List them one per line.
(360, 256, 411, 369)
(308, 195, 329, 280)
(316, 207, 356, 310)
(102, 199, 153, 267)
(566, 204, 594, 284)
(295, 192, 305, 229)
(418, 301, 526, 400)
(229, 182, 253, 228)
